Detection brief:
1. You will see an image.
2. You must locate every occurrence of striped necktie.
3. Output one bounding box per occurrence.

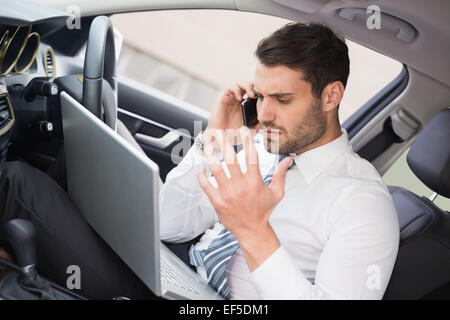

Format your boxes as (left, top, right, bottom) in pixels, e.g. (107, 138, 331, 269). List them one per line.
(189, 154, 294, 299)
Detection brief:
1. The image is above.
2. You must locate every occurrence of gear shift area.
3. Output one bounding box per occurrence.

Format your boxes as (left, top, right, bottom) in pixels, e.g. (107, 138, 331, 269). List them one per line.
(0, 219, 85, 300)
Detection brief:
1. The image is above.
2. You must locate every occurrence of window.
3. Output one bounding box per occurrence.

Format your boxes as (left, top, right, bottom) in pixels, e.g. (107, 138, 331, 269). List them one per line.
(112, 10, 403, 122)
(383, 147, 450, 212)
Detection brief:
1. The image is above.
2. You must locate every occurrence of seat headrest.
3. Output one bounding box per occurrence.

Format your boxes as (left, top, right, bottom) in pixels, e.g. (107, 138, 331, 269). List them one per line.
(407, 108, 450, 198)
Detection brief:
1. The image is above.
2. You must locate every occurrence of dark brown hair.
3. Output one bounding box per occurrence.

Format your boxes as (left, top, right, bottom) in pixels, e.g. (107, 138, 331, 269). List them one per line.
(255, 22, 350, 99)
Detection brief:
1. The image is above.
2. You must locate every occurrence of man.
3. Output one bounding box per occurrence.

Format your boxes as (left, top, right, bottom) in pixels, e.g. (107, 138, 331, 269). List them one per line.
(159, 22, 399, 300)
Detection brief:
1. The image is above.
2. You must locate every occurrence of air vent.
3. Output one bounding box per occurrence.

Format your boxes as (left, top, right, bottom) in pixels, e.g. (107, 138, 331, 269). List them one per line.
(44, 47, 56, 78)
(0, 94, 15, 133)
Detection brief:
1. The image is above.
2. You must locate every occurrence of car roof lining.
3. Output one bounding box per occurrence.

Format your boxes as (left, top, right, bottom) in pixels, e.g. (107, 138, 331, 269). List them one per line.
(32, 0, 450, 88)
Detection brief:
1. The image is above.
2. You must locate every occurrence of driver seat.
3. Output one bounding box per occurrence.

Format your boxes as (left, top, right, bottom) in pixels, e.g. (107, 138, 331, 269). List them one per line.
(383, 108, 450, 299)
(99, 78, 144, 154)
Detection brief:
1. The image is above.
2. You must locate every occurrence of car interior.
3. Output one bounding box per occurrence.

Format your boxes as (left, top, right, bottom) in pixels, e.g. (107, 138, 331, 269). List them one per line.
(0, 0, 449, 299)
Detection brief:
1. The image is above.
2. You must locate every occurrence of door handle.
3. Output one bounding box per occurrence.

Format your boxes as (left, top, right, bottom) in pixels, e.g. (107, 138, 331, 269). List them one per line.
(135, 131, 180, 149)
(337, 7, 416, 42)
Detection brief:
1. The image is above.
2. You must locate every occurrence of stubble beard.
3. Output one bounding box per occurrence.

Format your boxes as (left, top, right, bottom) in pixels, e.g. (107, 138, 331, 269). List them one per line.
(263, 99, 327, 155)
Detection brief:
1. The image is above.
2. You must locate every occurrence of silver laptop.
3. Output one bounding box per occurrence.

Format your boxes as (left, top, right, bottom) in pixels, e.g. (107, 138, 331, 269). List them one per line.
(60, 91, 222, 300)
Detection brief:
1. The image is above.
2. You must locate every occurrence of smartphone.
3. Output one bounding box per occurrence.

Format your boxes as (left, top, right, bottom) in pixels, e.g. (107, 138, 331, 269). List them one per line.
(241, 97, 259, 127)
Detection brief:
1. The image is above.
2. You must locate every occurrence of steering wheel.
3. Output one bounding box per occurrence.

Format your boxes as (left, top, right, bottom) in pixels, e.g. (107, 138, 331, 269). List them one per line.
(82, 16, 117, 130)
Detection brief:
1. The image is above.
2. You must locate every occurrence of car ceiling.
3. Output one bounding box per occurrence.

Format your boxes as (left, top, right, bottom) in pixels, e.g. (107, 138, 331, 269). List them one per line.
(32, 0, 450, 88)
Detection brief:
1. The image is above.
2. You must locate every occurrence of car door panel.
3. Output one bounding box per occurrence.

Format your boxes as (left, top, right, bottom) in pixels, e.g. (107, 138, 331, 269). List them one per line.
(117, 79, 208, 181)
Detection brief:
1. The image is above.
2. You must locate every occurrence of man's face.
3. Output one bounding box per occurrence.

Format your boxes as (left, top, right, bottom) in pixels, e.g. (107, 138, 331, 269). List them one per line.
(254, 63, 327, 155)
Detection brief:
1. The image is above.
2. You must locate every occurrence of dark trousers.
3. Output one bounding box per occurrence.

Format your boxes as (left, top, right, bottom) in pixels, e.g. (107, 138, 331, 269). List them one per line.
(0, 161, 155, 299)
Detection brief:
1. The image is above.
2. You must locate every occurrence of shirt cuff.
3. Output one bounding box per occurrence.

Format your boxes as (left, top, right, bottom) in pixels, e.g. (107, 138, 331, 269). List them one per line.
(248, 246, 312, 299)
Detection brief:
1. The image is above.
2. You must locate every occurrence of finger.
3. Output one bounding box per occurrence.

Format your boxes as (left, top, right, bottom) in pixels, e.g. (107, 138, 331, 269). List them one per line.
(223, 89, 235, 101)
(269, 156, 293, 198)
(231, 84, 243, 101)
(203, 142, 229, 188)
(215, 129, 241, 178)
(237, 81, 255, 98)
(197, 167, 221, 201)
(239, 126, 260, 177)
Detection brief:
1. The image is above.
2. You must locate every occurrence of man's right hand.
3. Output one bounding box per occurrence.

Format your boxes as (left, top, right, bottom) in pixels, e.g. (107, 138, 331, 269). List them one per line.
(204, 81, 257, 145)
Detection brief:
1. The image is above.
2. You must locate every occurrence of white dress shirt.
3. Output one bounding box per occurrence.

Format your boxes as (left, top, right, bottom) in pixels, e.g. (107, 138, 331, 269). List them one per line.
(159, 130, 400, 300)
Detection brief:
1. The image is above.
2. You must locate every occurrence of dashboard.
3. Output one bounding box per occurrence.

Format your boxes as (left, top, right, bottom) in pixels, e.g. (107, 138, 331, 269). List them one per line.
(0, 1, 93, 171)
(1, 26, 38, 76)
(0, 25, 56, 77)
(0, 22, 64, 171)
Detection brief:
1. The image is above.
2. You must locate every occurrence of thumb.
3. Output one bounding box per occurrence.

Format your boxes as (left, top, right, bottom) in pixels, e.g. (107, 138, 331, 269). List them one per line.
(269, 157, 293, 198)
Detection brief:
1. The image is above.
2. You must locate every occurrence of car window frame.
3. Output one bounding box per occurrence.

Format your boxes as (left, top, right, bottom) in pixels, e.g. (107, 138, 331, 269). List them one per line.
(343, 65, 409, 139)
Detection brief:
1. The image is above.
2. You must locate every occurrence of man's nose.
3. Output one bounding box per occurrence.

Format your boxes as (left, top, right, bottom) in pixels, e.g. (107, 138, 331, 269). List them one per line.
(257, 100, 276, 123)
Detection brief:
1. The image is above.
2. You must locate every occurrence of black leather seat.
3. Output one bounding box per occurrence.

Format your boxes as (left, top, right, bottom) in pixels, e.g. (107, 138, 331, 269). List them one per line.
(384, 108, 450, 299)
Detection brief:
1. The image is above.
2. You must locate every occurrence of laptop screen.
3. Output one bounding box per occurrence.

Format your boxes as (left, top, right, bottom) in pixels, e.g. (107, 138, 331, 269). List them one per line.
(61, 91, 161, 296)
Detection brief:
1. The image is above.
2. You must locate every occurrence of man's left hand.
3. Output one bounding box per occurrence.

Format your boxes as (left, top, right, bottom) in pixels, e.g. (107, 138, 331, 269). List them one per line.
(196, 126, 293, 271)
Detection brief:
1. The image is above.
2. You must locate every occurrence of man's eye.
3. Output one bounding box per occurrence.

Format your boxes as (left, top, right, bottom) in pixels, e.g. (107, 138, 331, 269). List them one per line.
(278, 99, 291, 104)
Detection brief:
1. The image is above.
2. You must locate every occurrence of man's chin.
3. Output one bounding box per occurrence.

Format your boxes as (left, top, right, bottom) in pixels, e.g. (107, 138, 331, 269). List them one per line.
(263, 137, 284, 154)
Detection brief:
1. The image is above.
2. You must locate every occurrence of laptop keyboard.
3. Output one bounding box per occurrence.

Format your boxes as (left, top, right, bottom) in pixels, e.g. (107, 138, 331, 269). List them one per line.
(161, 258, 199, 294)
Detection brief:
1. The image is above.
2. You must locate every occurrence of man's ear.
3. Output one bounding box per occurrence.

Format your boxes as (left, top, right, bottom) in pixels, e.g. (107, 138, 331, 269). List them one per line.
(321, 81, 345, 112)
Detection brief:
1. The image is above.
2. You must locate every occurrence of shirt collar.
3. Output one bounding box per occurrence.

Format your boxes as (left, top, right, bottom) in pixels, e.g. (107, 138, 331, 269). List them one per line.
(290, 129, 351, 184)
